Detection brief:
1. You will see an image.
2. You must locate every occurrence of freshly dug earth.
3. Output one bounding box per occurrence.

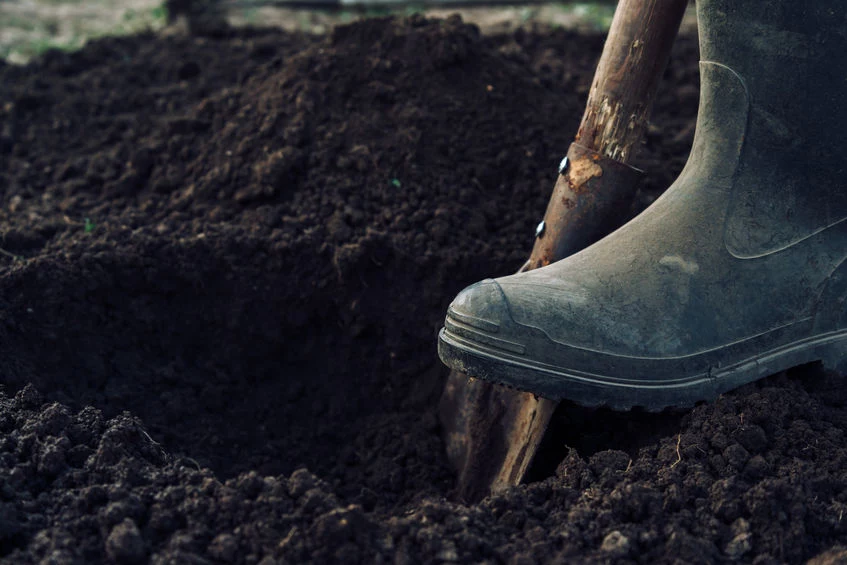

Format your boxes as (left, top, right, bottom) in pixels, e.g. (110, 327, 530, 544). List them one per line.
(1, 15, 845, 564)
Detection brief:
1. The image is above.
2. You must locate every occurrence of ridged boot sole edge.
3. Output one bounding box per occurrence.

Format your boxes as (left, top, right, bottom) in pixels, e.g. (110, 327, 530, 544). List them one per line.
(438, 327, 847, 412)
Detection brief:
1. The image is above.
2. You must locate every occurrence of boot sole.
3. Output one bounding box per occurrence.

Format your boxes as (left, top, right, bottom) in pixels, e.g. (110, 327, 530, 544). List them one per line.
(438, 325, 847, 411)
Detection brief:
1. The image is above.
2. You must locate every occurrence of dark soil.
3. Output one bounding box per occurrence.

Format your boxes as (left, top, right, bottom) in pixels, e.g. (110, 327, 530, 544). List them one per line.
(0, 15, 845, 564)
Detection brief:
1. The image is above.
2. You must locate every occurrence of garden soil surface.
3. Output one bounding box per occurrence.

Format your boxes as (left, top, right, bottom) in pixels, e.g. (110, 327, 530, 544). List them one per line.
(1, 15, 846, 565)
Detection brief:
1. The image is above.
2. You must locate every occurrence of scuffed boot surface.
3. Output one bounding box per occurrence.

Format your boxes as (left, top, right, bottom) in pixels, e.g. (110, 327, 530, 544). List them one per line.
(439, 2, 847, 409)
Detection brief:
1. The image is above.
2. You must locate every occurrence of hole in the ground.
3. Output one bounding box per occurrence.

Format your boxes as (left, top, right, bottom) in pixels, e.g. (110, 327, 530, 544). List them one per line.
(0, 239, 461, 505)
(525, 400, 686, 482)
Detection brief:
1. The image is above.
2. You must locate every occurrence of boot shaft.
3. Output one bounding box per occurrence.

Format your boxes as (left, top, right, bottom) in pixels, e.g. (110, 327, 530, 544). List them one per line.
(697, 0, 847, 256)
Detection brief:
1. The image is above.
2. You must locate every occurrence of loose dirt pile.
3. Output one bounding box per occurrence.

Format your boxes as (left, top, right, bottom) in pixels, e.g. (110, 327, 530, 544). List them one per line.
(1, 16, 845, 564)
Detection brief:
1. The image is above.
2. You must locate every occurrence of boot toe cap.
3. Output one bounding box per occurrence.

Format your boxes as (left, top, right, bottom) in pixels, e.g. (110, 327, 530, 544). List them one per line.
(448, 279, 508, 331)
(443, 279, 528, 356)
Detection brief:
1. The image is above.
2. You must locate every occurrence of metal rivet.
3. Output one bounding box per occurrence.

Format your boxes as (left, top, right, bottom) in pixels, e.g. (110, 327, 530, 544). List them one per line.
(535, 220, 546, 238)
(558, 156, 569, 175)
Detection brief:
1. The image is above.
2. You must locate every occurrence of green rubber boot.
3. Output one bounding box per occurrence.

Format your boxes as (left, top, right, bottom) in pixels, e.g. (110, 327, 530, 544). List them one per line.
(438, 0, 847, 410)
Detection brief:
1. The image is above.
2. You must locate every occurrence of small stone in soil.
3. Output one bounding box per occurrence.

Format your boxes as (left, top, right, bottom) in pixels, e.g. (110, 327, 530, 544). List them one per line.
(105, 518, 146, 564)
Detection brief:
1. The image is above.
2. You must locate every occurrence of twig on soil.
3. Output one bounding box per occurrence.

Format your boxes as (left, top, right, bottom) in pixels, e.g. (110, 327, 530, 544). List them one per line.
(141, 429, 162, 446)
(670, 434, 682, 468)
(0, 247, 23, 261)
(180, 457, 202, 471)
(141, 429, 169, 460)
(625, 459, 632, 473)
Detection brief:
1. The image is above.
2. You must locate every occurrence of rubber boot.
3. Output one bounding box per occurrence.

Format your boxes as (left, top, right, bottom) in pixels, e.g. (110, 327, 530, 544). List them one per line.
(438, 0, 847, 410)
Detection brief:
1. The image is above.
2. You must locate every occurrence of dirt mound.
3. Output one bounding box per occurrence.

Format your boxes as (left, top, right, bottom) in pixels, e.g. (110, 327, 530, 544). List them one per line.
(0, 16, 607, 493)
(1, 14, 844, 564)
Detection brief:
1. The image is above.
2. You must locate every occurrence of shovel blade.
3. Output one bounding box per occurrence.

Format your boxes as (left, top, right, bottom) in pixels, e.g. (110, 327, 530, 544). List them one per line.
(440, 370, 557, 502)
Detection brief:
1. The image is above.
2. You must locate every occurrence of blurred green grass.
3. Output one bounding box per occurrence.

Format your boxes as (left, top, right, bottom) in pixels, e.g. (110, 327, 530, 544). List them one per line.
(0, 0, 167, 63)
(0, 0, 617, 64)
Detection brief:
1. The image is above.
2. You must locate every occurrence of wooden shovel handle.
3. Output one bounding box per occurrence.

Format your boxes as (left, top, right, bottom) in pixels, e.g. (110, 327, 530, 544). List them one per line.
(577, 0, 689, 163)
(443, 0, 690, 503)
(527, 0, 688, 271)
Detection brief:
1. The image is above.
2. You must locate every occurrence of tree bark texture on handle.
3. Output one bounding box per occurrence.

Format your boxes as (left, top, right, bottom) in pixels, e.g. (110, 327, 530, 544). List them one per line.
(440, 0, 690, 503)
(577, 0, 690, 162)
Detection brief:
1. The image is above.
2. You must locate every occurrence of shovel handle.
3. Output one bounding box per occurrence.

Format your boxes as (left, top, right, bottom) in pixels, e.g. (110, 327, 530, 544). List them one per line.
(577, 0, 689, 163)
(526, 0, 688, 270)
(442, 0, 690, 503)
